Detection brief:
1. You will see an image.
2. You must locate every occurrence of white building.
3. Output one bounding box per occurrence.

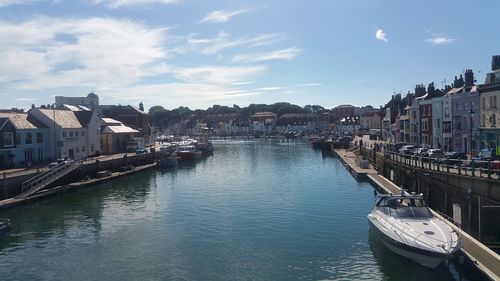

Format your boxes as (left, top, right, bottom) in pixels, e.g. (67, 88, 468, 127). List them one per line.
(30, 108, 101, 159)
(55, 92, 99, 109)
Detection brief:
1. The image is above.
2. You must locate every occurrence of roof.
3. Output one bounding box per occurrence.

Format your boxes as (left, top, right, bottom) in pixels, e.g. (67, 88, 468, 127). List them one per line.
(446, 87, 464, 95)
(0, 113, 38, 129)
(74, 111, 94, 128)
(102, 124, 139, 134)
(101, 118, 121, 125)
(251, 112, 276, 117)
(63, 104, 91, 111)
(280, 113, 319, 118)
(37, 109, 83, 128)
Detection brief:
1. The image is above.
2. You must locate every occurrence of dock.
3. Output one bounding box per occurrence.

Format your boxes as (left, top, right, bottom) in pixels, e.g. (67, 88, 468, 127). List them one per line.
(334, 148, 500, 281)
(0, 163, 158, 210)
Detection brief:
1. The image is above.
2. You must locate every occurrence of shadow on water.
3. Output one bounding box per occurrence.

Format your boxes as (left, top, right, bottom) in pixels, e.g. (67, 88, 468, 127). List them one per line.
(0, 169, 158, 252)
(368, 220, 489, 281)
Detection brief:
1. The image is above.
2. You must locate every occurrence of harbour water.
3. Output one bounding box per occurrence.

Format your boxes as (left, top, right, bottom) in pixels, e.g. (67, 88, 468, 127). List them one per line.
(0, 139, 488, 280)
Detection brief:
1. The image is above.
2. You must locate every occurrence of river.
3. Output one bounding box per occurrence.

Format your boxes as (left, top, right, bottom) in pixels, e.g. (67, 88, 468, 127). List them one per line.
(0, 139, 487, 280)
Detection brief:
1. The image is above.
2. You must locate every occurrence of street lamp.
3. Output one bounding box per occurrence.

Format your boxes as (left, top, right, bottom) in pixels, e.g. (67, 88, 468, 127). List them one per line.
(468, 109, 475, 157)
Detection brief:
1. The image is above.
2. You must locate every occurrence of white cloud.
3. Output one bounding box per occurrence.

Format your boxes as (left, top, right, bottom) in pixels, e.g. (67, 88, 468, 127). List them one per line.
(200, 9, 249, 23)
(426, 34, 455, 45)
(233, 47, 301, 63)
(375, 28, 387, 42)
(188, 31, 281, 55)
(255, 87, 283, 91)
(0, 16, 169, 89)
(92, 0, 179, 8)
(170, 65, 266, 85)
(0, 0, 40, 7)
(296, 83, 321, 87)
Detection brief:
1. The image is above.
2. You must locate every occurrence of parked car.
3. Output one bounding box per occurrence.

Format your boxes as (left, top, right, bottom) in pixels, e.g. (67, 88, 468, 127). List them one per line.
(135, 147, 146, 154)
(399, 145, 415, 155)
(426, 149, 444, 160)
(441, 152, 468, 165)
(48, 157, 71, 169)
(414, 147, 429, 156)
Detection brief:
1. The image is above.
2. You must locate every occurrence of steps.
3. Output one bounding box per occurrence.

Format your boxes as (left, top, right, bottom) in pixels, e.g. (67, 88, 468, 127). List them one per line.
(17, 160, 81, 198)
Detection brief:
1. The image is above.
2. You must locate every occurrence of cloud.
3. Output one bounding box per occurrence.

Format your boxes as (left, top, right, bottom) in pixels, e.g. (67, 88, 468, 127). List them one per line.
(426, 34, 454, 45)
(200, 9, 249, 23)
(0, 16, 169, 89)
(232, 47, 301, 63)
(188, 31, 281, 55)
(92, 0, 179, 8)
(255, 87, 283, 91)
(375, 28, 387, 42)
(0, 0, 40, 6)
(296, 83, 321, 87)
(169, 65, 266, 84)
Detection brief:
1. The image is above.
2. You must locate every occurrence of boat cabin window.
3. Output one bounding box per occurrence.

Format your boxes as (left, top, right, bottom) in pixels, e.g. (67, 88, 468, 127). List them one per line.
(378, 197, 433, 219)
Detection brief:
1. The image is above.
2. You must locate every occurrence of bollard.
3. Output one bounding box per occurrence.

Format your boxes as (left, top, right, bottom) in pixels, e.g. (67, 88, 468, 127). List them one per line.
(471, 160, 475, 177)
(487, 160, 492, 179)
(458, 159, 461, 175)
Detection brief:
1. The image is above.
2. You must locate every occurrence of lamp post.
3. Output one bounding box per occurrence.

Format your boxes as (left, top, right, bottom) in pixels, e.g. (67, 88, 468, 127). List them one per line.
(468, 109, 475, 157)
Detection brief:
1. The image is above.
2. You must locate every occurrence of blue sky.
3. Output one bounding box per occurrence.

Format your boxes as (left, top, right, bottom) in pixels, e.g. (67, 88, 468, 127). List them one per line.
(1, 0, 499, 111)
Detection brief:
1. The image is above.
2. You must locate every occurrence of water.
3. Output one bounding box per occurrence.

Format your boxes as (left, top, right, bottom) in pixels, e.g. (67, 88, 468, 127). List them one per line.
(0, 139, 487, 281)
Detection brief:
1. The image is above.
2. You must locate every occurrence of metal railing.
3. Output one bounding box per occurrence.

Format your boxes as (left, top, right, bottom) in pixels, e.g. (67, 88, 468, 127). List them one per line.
(17, 160, 81, 198)
(385, 151, 500, 180)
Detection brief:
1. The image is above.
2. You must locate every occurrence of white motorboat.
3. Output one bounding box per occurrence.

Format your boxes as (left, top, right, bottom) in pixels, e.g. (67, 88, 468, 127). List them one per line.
(367, 193, 461, 268)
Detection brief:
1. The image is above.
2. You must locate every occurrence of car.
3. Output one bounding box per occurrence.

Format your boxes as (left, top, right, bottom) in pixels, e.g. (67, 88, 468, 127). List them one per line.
(441, 152, 468, 165)
(135, 147, 146, 154)
(399, 145, 415, 155)
(426, 149, 444, 160)
(48, 157, 71, 169)
(414, 147, 429, 156)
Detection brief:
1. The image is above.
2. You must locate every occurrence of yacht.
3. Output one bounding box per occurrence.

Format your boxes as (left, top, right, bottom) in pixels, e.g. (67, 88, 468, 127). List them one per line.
(367, 193, 461, 268)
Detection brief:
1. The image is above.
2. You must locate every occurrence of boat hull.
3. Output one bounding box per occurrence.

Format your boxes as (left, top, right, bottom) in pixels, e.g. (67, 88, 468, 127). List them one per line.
(368, 217, 450, 268)
(175, 151, 202, 161)
(159, 157, 178, 168)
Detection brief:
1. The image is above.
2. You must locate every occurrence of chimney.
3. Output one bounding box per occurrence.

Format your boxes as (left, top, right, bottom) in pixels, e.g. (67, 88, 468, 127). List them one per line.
(427, 82, 435, 97)
(492, 55, 500, 71)
(453, 75, 465, 88)
(415, 84, 426, 97)
(464, 69, 474, 87)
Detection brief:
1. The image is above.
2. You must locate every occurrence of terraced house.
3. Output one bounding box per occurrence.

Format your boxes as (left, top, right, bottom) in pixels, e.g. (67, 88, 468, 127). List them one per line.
(0, 112, 50, 168)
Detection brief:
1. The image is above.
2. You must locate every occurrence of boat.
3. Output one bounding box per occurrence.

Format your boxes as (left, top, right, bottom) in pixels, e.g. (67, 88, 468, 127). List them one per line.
(175, 145, 202, 161)
(367, 193, 461, 268)
(196, 141, 213, 156)
(0, 219, 12, 237)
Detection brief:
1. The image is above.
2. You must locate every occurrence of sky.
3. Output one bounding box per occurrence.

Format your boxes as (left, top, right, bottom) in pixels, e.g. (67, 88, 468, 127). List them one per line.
(1, 0, 499, 111)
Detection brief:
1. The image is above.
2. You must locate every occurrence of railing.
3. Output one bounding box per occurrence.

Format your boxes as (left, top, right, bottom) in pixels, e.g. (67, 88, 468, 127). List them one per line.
(17, 160, 82, 198)
(385, 151, 500, 180)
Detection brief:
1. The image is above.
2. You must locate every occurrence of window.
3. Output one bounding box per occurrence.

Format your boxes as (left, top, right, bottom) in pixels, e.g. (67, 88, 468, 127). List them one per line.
(437, 119, 440, 129)
(445, 108, 450, 118)
(81, 131, 85, 136)
(69, 131, 73, 137)
(62, 131, 66, 137)
(82, 146, 85, 152)
(494, 96, 498, 109)
(15, 133, 21, 145)
(76, 146, 80, 153)
(482, 97, 485, 109)
(492, 114, 497, 127)
(2, 132, 14, 147)
(75, 131, 79, 137)
(482, 114, 486, 127)
(25, 133, 32, 144)
(463, 117, 467, 129)
(36, 132, 43, 144)
(453, 116, 461, 130)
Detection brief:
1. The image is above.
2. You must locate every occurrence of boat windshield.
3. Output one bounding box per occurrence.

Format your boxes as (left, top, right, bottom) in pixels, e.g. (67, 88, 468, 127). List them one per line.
(380, 198, 433, 219)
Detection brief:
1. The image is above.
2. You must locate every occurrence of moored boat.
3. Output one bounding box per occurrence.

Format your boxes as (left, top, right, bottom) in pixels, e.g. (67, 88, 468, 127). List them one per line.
(159, 155, 178, 168)
(0, 219, 12, 237)
(175, 145, 202, 161)
(367, 193, 461, 268)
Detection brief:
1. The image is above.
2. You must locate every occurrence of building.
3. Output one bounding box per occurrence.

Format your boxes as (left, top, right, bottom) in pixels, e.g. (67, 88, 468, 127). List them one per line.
(399, 106, 411, 143)
(276, 113, 320, 133)
(479, 55, 500, 151)
(101, 118, 139, 154)
(335, 116, 360, 135)
(332, 105, 355, 121)
(55, 92, 99, 109)
(101, 105, 152, 139)
(451, 70, 480, 154)
(360, 111, 382, 133)
(442, 85, 456, 151)
(30, 108, 101, 159)
(409, 85, 426, 146)
(382, 107, 391, 141)
(0, 113, 50, 168)
(250, 112, 277, 134)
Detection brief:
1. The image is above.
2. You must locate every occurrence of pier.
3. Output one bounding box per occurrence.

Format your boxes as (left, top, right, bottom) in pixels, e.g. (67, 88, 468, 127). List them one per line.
(334, 148, 500, 281)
